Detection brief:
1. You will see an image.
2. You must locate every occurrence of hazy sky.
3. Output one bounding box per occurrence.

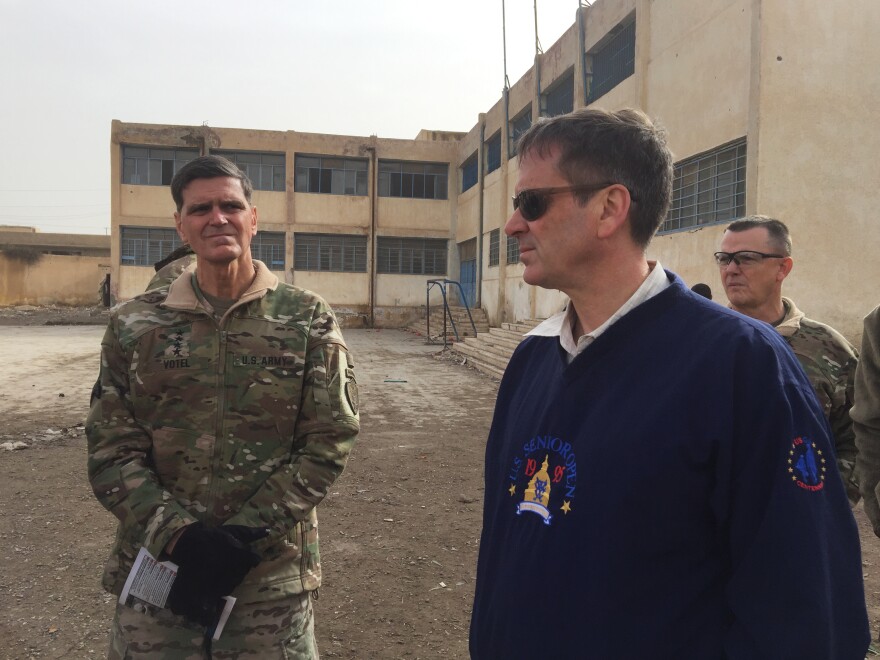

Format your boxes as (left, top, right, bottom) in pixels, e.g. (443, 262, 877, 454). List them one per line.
(0, 0, 579, 235)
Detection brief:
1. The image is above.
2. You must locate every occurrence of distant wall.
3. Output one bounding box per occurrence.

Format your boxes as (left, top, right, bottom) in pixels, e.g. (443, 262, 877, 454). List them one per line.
(0, 253, 109, 306)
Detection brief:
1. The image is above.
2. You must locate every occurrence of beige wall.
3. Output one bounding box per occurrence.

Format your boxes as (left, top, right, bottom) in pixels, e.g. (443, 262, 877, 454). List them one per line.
(293, 193, 371, 229)
(293, 272, 370, 306)
(645, 0, 880, 340)
(640, 0, 754, 313)
(0, 254, 109, 306)
(118, 265, 158, 301)
(648, 224, 730, 296)
(120, 185, 175, 219)
(456, 186, 481, 243)
(744, 0, 880, 339)
(252, 191, 287, 225)
(376, 274, 445, 307)
(540, 23, 580, 88)
(645, 0, 751, 159)
(377, 197, 449, 232)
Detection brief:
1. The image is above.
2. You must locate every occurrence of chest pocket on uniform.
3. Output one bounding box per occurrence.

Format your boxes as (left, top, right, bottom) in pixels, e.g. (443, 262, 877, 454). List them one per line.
(131, 326, 215, 427)
(226, 341, 306, 442)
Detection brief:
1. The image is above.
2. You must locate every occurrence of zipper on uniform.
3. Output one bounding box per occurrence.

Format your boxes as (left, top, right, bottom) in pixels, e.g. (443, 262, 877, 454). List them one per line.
(206, 323, 228, 517)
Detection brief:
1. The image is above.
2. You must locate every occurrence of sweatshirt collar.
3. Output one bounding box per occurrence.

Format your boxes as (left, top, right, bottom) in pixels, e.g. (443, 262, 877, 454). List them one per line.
(527, 261, 670, 361)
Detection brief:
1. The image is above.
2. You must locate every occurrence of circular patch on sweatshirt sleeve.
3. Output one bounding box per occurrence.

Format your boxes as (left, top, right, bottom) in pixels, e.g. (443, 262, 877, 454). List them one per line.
(789, 436, 825, 492)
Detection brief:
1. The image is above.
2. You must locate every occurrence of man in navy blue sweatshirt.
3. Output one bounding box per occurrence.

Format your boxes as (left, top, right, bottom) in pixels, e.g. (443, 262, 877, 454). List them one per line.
(469, 108, 869, 659)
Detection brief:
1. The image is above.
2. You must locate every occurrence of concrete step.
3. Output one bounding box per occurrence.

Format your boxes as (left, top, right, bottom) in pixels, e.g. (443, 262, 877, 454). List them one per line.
(425, 320, 491, 335)
(446, 317, 547, 377)
(425, 312, 489, 327)
(408, 321, 484, 340)
(461, 336, 517, 362)
(502, 319, 544, 333)
(489, 326, 527, 341)
(478, 330, 523, 353)
(449, 342, 508, 379)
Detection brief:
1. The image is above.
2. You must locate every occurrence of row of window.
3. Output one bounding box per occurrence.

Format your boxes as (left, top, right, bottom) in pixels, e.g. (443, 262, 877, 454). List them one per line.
(465, 15, 637, 186)
(484, 137, 747, 247)
(122, 147, 449, 200)
(123, 136, 746, 276)
(119, 227, 448, 275)
(122, 131, 743, 279)
(120, 228, 286, 270)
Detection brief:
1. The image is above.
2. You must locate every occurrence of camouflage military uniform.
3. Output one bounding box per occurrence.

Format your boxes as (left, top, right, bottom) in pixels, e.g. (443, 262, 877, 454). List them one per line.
(86, 260, 359, 657)
(775, 297, 859, 504)
(147, 251, 197, 291)
(853, 305, 880, 535)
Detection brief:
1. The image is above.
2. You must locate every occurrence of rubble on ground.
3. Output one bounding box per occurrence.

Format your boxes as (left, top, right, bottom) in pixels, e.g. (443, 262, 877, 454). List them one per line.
(0, 304, 108, 326)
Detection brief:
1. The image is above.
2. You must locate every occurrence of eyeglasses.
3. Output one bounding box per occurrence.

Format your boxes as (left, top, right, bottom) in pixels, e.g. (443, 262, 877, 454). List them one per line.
(512, 182, 616, 221)
(713, 250, 786, 268)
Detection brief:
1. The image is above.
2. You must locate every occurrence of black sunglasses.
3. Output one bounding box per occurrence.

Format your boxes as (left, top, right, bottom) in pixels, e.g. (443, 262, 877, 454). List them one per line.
(511, 182, 616, 221)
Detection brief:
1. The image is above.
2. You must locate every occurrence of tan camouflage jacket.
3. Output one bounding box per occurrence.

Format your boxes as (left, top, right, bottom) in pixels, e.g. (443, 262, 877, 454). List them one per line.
(147, 253, 196, 291)
(86, 261, 359, 602)
(776, 297, 859, 504)
(853, 305, 880, 534)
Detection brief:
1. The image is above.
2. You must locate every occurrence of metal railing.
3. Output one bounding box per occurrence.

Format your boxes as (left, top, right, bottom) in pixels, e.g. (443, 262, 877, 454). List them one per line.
(425, 279, 478, 347)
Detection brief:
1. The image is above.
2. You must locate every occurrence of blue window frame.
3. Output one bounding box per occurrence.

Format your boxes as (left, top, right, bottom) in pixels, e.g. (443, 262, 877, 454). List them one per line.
(461, 153, 478, 193)
(509, 108, 532, 158)
(542, 71, 574, 118)
(485, 132, 501, 174)
(588, 19, 636, 103)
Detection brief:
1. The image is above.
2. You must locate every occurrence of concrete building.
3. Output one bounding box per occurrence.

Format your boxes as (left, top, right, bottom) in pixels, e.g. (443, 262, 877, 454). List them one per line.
(111, 0, 880, 338)
(110, 123, 463, 327)
(0, 228, 110, 306)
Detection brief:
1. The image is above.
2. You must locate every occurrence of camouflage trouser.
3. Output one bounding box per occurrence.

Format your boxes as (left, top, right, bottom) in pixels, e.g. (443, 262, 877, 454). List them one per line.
(107, 591, 318, 659)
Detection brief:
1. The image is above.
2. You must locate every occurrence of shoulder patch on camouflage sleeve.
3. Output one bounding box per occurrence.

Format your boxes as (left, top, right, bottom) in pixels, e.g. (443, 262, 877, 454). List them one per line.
(345, 367, 359, 415)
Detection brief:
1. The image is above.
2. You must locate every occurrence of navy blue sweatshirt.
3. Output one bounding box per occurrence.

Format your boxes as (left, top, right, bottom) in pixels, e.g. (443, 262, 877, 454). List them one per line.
(470, 274, 868, 659)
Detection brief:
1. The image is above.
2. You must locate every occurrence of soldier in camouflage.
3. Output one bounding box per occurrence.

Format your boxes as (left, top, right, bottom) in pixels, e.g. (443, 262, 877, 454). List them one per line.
(148, 243, 196, 290)
(86, 155, 359, 658)
(853, 306, 880, 536)
(716, 216, 859, 503)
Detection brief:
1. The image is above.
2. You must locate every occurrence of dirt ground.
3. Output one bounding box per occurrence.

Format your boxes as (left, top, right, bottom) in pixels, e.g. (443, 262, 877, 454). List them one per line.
(0, 317, 496, 659)
(1, 311, 879, 659)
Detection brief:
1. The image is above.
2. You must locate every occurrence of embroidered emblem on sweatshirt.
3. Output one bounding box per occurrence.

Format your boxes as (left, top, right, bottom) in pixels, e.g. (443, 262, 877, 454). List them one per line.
(507, 435, 577, 525)
(789, 436, 825, 492)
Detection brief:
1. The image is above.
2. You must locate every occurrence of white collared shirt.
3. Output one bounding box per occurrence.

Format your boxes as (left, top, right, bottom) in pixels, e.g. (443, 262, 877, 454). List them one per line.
(526, 261, 670, 363)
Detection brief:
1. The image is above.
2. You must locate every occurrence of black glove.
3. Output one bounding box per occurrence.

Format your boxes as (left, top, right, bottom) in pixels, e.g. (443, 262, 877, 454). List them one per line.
(165, 566, 224, 627)
(166, 523, 269, 625)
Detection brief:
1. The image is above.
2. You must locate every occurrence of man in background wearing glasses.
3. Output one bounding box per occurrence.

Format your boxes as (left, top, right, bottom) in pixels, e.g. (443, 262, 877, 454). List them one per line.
(716, 216, 859, 505)
(469, 108, 868, 659)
